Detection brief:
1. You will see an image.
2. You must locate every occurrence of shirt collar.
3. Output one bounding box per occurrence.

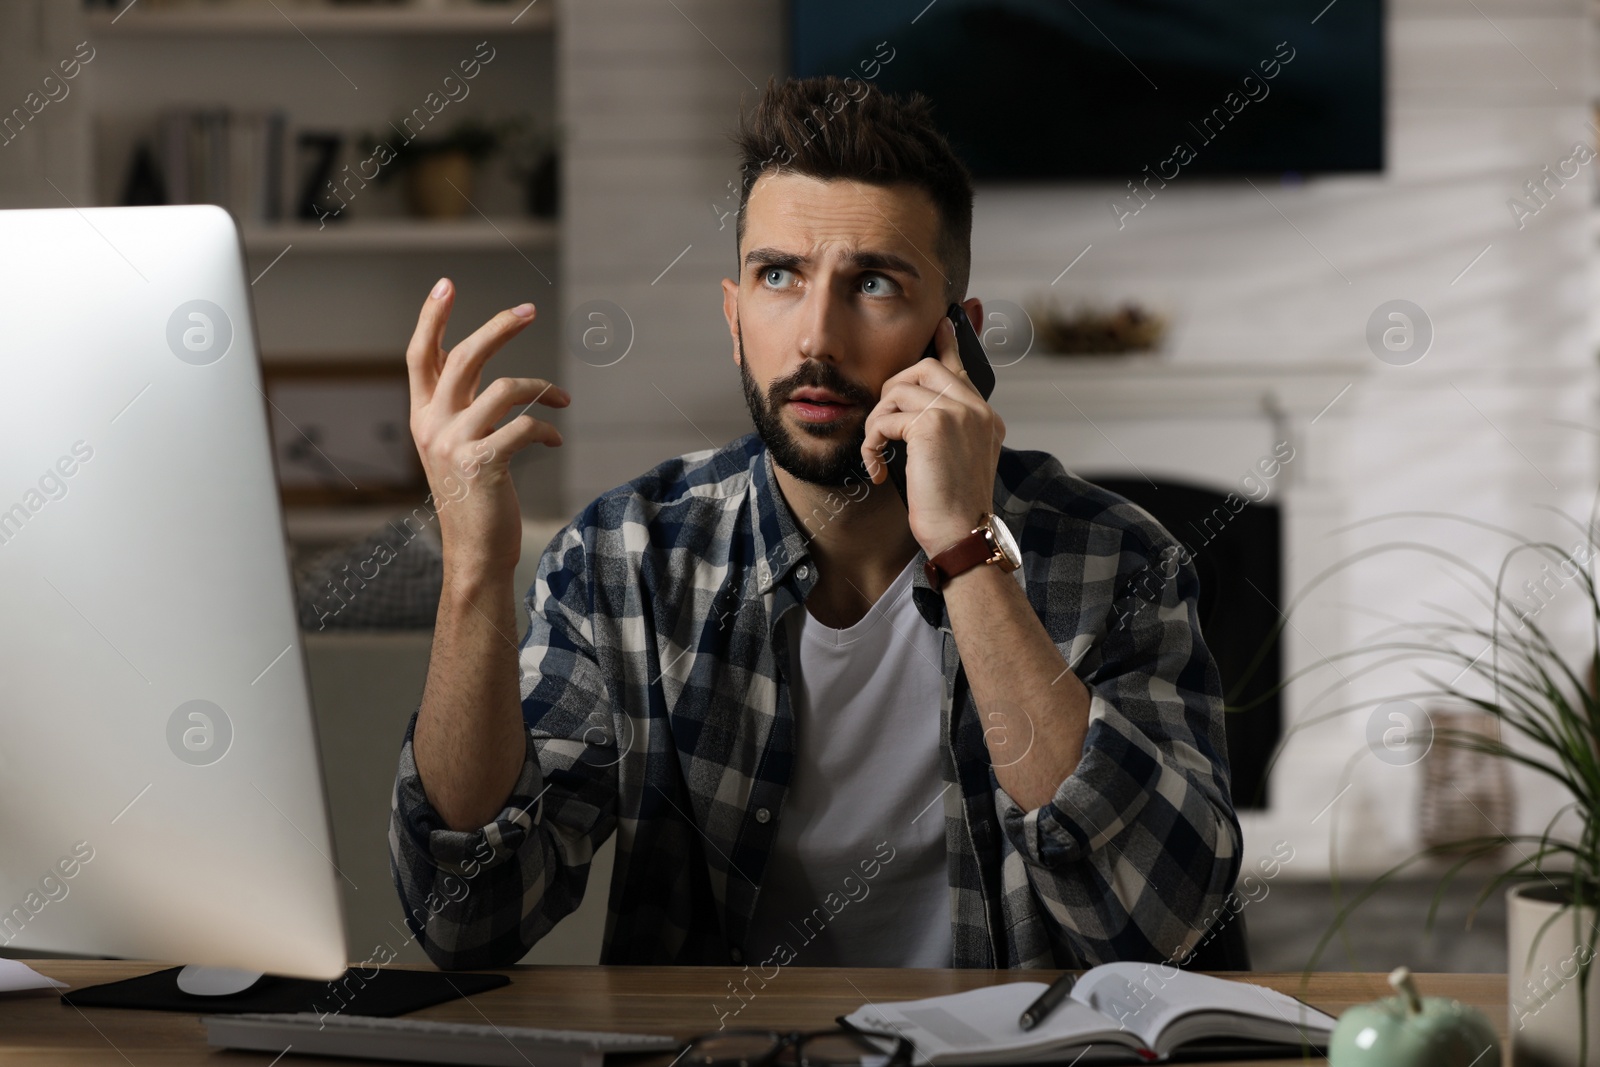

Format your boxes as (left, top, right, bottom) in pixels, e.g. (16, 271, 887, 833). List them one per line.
(747, 439, 813, 597)
(739, 435, 1017, 630)
(744, 436, 952, 630)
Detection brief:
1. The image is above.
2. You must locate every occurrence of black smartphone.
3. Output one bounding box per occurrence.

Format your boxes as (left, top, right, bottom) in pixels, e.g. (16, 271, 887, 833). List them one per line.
(877, 303, 995, 503)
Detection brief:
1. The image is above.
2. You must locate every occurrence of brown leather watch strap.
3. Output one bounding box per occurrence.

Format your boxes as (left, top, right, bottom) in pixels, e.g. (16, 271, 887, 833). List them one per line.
(924, 526, 994, 592)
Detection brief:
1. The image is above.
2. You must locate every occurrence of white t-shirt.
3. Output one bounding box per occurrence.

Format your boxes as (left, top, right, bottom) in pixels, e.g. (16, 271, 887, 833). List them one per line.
(743, 555, 952, 966)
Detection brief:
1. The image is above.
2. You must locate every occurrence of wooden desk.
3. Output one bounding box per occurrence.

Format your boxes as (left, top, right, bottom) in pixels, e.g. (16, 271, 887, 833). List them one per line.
(1, 961, 1507, 1066)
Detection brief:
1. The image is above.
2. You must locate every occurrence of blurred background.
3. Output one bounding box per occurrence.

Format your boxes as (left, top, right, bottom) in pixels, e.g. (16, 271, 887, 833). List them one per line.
(2, 0, 1594, 974)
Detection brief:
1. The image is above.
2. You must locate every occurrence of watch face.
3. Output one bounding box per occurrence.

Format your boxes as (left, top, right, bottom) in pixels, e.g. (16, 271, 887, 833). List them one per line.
(989, 515, 1022, 569)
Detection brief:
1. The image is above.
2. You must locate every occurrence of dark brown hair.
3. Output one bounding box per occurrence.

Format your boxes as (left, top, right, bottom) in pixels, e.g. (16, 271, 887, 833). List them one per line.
(729, 75, 974, 306)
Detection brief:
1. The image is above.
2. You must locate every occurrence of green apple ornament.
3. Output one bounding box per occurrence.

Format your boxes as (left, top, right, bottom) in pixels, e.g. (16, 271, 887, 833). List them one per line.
(1330, 967, 1501, 1067)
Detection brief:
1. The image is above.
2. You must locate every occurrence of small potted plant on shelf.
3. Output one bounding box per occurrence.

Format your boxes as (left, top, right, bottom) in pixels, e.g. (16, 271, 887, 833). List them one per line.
(1247, 506, 1600, 1066)
(360, 118, 501, 220)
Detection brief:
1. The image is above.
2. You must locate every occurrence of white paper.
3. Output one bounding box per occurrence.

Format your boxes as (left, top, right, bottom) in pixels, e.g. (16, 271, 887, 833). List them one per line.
(1070, 963, 1338, 1048)
(846, 983, 1145, 1066)
(846, 966, 1339, 1065)
(0, 958, 69, 994)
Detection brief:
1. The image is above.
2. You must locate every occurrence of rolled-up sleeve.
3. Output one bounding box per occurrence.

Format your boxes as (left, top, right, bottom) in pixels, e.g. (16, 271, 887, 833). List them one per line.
(992, 523, 1242, 966)
(388, 521, 621, 970)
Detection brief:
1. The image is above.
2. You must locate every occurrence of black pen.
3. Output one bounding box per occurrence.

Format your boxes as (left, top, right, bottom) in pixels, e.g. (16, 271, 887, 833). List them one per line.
(1018, 971, 1079, 1031)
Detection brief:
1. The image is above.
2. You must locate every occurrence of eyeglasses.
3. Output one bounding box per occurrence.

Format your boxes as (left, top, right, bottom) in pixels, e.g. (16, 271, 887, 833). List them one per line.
(679, 1015, 917, 1067)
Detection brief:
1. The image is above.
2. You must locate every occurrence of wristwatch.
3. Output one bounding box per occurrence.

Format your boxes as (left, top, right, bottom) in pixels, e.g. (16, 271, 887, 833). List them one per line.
(924, 512, 1021, 591)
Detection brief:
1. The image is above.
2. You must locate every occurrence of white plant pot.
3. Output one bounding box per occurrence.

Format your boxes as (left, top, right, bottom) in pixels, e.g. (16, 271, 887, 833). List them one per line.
(1508, 883, 1600, 1066)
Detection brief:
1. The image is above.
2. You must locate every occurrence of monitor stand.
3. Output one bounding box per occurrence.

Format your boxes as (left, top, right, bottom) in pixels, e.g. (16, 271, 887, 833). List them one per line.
(175, 965, 266, 997)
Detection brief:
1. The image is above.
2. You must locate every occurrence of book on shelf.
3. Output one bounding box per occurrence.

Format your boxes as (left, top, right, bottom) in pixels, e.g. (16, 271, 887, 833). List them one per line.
(97, 106, 296, 224)
(155, 105, 291, 223)
(841, 962, 1338, 1065)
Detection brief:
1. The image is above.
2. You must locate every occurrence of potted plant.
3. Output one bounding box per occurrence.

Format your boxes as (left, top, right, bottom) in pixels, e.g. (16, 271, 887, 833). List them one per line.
(360, 118, 501, 220)
(1244, 507, 1600, 1065)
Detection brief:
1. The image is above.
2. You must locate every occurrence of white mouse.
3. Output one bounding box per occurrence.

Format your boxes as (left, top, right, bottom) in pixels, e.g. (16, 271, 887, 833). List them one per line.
(175, 965, 265, 997)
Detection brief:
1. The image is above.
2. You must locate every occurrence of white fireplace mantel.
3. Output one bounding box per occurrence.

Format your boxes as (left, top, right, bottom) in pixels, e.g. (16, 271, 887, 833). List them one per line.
(991, 354, 1372, 424)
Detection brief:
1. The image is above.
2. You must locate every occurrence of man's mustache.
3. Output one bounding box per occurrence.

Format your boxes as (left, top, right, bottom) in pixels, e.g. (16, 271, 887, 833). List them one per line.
(768, 362, 874, 406)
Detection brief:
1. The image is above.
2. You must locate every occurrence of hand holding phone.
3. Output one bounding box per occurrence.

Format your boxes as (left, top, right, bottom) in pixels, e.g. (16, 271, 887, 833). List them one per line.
(878, 303, 995, 504)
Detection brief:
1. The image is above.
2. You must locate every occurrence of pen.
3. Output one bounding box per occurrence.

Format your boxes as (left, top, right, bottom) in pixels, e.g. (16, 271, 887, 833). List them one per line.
(1018, 971, 1079, 1031)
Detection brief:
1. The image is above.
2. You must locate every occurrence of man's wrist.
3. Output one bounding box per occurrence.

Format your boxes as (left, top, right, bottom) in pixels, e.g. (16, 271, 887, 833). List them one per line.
(923, 509, 1025, 592)
(439, 562, 517, 608)
(918, 515, 984, 559)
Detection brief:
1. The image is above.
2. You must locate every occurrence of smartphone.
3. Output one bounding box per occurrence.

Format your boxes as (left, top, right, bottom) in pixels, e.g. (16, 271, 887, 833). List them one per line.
(876, 303, 995, 503)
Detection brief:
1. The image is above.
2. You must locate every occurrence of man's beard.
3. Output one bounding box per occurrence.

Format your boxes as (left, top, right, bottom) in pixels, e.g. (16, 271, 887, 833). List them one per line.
(737, 319, 877, 489)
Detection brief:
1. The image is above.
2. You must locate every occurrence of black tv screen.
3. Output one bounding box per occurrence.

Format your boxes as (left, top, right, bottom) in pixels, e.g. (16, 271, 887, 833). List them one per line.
(789, 0, 1384, 179)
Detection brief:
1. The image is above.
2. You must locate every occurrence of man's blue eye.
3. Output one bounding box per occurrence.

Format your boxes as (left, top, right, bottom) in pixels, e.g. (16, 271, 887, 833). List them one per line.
(764, 267, 792, 287)
(862, 274, 897, 295)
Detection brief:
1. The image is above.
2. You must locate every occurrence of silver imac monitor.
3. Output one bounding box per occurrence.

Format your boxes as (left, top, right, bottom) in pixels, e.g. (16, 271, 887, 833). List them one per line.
(0, 204, 348, 991)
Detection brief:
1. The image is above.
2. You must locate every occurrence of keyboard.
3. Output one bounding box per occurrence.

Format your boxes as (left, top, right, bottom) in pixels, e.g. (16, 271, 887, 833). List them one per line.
(202, 1011, 684, 1067)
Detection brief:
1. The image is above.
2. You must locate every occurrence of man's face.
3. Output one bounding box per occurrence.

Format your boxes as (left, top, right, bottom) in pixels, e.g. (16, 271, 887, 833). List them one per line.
(722, 171, 950, 488)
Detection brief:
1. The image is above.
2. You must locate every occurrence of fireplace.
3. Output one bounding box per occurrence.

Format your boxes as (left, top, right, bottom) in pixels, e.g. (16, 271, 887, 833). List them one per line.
(1081, 476, 1284, 812)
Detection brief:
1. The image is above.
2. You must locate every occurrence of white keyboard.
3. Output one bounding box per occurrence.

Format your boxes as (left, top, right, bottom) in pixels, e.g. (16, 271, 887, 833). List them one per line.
(202, 1011, 684, 1067)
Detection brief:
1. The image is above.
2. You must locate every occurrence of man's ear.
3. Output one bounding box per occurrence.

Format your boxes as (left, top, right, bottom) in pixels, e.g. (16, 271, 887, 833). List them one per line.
(721, 276, 741, 367)
(959, 297, 983, 337)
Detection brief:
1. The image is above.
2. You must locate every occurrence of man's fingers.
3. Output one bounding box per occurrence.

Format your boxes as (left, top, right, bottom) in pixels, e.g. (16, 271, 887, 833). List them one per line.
(482, 411, 564, 457)
(861, 377, 973, 462)
(934, 315, 965, 377)
(862, 408, 913, 448)
(458, 377, 570, 440)
(860, 409, 914, 470)
(891, 346, 985, 410)
(406, 277, 454, 409)
(875, 378, 955, 419)
(437, 303, 538, 410)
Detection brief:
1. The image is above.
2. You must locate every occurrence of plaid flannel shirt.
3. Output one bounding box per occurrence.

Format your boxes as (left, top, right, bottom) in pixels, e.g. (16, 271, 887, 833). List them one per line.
(389, 431, 1242, 970)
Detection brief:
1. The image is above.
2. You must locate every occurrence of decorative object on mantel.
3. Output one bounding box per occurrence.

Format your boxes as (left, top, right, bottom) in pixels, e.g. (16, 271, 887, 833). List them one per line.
(1328, 967, 1500, 1067)
(1417, 706, 1513, 857)
(1033, 299, 1166, 356)
(1276, 517, 1600, 1066)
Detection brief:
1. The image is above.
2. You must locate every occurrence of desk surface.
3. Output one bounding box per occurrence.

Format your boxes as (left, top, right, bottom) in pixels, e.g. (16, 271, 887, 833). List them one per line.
(2, 961, 1507, 1066)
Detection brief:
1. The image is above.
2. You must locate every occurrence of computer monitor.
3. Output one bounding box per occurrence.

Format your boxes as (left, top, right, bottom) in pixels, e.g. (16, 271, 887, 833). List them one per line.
(0, 204, 348, 992)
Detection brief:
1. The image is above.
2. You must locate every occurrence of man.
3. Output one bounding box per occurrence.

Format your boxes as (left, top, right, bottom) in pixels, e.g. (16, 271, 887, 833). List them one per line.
(389, 75, 1241, 972)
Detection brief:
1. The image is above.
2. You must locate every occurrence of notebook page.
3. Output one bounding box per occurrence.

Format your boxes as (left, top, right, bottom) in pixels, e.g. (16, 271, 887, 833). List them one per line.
(846, 982, 1146, 1065)
(1069, 963, 1337, 1049)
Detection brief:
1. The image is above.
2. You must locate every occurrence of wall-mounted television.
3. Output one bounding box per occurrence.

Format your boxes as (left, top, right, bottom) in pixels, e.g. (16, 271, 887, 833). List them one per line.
(789, 0, 1384, 180)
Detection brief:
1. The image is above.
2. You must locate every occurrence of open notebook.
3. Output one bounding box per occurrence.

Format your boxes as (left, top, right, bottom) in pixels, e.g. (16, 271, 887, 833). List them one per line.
(842, 963, 1337, 1065)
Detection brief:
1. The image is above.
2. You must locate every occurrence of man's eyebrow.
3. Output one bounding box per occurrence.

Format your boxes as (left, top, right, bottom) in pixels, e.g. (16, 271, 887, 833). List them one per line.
(743, 246, 922, 280)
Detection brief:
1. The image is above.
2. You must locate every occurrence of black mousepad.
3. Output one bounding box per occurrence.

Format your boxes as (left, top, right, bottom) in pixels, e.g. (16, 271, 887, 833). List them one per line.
(61, 966, 509, 1015)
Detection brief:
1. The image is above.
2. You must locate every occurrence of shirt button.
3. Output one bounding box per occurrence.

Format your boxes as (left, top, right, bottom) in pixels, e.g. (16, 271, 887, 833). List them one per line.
(730, 948, 743, 963)
(755, 807, 771, 823)
(796, 564, 810, 580)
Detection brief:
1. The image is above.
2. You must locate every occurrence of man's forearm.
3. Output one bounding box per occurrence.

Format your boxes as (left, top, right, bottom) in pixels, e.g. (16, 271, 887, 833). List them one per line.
(942, 562, 1092, 811)
(412, 563, 528, 832)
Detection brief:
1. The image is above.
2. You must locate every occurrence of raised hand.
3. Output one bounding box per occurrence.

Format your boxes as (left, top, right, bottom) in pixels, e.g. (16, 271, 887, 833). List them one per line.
(406, 277, 570, 578)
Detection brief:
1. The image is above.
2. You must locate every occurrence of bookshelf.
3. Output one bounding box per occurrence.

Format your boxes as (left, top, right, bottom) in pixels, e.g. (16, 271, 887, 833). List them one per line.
(238, 217, 558, 255)
(80, 0, 567, 516)
(86, 4, 553, 35)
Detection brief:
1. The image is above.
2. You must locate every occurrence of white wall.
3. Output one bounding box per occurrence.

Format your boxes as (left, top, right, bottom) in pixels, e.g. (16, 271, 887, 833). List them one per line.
(561, 0, 1600, 875)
